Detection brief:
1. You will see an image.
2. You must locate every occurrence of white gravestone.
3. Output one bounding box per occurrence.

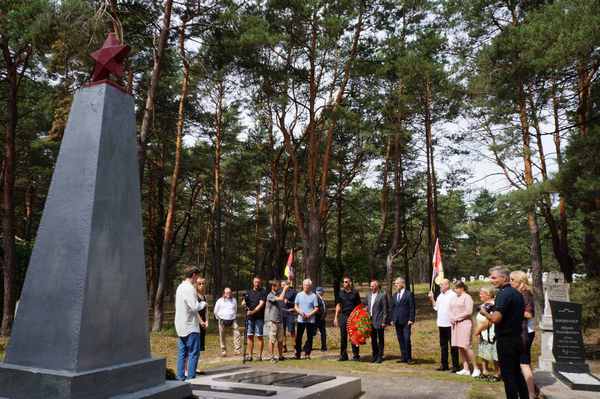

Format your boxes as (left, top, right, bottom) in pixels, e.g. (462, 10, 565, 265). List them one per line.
(538, 272, 570, 372)
(479, 275, 485, 281)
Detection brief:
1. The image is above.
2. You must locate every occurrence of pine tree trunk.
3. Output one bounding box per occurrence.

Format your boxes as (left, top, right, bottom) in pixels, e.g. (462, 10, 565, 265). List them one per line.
(424, 78, 438, 277)
(254, 182, 262, 277)
(137, 0, 174, 185)
(518, 84, 544, 316)
(1, 59, 18, 337)
(211, 81, 225, 298)
(152, 20, 189, 332)
(531, 93, 574, 282)
(369, 136, 391, 279)
(387, 129, 404, 293)
(334, 195, 343, 302)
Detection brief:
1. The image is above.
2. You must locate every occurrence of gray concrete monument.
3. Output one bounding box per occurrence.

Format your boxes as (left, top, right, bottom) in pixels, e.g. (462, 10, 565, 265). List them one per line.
(0, 34, 192, 399)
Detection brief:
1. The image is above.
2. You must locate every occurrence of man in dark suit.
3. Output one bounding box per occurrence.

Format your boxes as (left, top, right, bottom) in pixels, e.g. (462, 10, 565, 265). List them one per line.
(366, 280, 388, 363)
(390, 277, 416, 364)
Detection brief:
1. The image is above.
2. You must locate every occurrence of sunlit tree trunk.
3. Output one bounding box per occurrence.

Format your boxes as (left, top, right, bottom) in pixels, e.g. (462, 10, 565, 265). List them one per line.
(138, 0, 173, 184)
(152, 18, 190, 331)
(517, 84, 544, 316)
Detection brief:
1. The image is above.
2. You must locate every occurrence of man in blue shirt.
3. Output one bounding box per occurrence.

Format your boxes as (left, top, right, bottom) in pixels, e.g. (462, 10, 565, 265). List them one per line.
(294, 279, 320, 359)
(480, 266, 529, 399)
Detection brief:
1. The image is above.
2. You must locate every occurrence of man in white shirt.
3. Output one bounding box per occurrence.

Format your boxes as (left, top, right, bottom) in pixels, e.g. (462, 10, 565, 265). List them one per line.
(366, 280, 388, 363)
(175, 267, 207, 381)
(428, 279, 459, 372)
(213, 287, 241, 357)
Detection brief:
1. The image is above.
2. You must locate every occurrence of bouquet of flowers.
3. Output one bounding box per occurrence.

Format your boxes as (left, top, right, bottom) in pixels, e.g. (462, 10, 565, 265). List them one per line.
(346, 304, 373, 346)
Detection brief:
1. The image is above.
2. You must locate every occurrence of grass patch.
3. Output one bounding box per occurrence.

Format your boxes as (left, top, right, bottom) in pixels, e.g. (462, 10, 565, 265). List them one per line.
(0, 337, 7, 361)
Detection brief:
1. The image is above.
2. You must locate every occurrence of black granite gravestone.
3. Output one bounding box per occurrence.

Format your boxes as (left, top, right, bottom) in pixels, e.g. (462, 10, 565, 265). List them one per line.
(550, 300, 600, 391)
(274, 374, 337, 388)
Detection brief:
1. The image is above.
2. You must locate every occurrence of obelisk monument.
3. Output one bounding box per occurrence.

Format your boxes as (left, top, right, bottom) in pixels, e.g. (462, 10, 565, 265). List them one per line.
(0, 33, 192, 399)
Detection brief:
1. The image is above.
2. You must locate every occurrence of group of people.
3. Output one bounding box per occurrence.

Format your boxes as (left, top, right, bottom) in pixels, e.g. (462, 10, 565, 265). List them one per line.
(429, 266, 538, 399)
(173, 269, 417, 380)
(173, 265, 538, 399)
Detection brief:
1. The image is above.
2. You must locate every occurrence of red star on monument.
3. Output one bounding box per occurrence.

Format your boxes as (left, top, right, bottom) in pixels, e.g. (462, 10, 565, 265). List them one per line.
(90, 32, 130, 82)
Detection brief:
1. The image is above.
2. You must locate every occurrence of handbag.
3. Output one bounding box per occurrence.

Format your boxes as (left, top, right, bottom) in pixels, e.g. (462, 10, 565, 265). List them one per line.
(221, 319, 234, 327)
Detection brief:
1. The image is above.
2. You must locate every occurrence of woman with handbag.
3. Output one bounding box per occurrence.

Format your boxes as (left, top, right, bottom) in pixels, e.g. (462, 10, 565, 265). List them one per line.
(475, 286, 500, 381)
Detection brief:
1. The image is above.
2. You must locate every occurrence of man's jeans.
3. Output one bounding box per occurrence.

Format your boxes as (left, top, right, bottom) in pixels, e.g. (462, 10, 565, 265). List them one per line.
(177, 332, 200, 380)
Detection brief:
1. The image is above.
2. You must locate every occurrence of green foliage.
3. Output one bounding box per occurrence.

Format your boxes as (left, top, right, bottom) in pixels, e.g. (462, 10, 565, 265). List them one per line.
(571, 277, 600, 331)
(2, 0, 600, 326)
(558, 128, 600, 212)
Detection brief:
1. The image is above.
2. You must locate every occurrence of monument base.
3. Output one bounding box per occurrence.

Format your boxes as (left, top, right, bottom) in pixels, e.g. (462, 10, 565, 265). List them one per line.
(552, 363, 600, 392)
(0, 358, 192, 399)
(188, 368, 362, 399)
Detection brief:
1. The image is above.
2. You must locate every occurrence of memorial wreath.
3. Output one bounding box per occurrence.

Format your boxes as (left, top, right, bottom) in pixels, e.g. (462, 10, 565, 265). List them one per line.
(347, 304, 373, 346)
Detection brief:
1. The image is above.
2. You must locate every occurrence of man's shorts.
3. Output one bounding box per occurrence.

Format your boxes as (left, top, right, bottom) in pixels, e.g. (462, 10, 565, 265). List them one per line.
(283, 313, 296, 334)
(267, 321, 284, 343)
(246, 318, 264, 337)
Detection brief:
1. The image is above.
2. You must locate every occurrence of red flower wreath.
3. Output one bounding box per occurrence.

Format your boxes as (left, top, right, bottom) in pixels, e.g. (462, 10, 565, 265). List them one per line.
(346, 304, 373, 346)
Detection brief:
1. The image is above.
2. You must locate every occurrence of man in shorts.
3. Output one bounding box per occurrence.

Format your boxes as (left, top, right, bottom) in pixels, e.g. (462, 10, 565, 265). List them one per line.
(243, 276, 267, 361)
(265, 280, 288, 362)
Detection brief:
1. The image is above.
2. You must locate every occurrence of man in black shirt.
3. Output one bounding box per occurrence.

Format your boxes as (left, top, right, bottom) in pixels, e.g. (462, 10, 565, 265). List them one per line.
(243, 277, 267, 361)
(480, 266, 529, 399)
(334, 276, 361, 361)
(281, 280, 297, 353)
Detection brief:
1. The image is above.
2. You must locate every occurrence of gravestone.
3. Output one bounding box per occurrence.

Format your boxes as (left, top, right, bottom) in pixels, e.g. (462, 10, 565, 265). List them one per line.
(0, 34, 191, 399)
(478, 275, 484, 281)
(538, 272, 570, 371)
(461, 277, 466, 282)
(550, 301, 600, 391)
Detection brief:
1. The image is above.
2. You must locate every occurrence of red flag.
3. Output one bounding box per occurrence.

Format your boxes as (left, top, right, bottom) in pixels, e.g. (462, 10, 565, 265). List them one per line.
(432, 238, 444, 286)
(284, 249, 294, 280)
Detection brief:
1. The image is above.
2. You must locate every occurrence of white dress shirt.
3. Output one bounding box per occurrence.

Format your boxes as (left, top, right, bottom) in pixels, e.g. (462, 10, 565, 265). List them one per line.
(214, 297, 237, 321)
(369, 292, 377, 316)
(175, 280, 207, 337)
(433, 289, 456, 327)
(395, 288, 405, 303)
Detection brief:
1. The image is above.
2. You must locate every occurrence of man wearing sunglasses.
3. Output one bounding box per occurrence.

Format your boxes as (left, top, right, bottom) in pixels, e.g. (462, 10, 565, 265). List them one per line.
(334, 276, 361, 361)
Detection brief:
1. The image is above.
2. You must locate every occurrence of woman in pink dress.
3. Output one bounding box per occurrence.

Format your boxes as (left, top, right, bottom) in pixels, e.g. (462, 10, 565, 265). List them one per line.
(450, 282, 480, 377)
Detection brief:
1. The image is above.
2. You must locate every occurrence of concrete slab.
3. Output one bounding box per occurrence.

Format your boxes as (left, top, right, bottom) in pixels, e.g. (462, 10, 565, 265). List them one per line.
(535, 370, 600, 399)
(188, 369, 361, 399)
(110, 381, 193, 399)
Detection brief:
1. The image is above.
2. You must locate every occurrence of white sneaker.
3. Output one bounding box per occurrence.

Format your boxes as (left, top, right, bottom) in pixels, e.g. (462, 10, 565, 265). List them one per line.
(471, 369, 481, 378)
(456, 369, 470, 376)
